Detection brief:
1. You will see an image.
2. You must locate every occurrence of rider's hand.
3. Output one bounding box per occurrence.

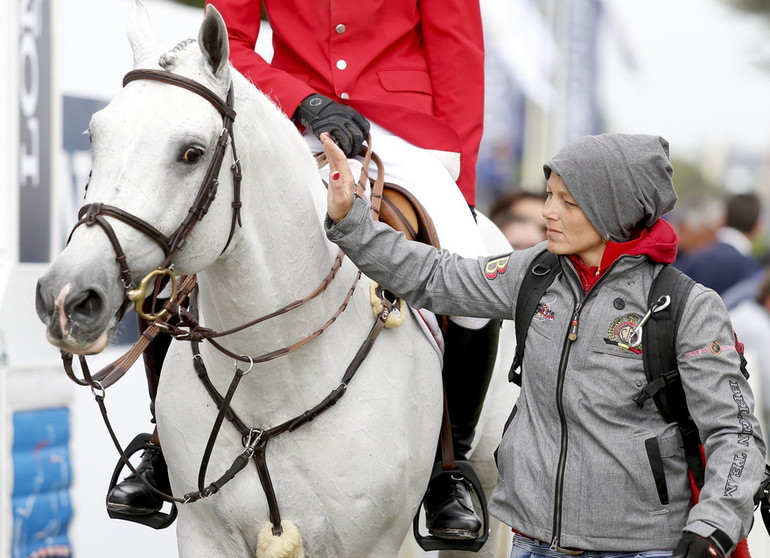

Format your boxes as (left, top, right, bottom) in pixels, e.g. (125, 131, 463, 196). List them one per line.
(671, 530, 731, 558)
(322, 133, 356, 224)
(294, 94, 370, 158)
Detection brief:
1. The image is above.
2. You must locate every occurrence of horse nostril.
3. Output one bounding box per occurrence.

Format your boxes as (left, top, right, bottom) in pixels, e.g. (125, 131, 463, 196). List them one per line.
(67, 289, 104, 321)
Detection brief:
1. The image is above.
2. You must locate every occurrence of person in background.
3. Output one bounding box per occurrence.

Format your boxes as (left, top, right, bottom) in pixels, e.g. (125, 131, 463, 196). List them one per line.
(718, 194, 766, 308)
(670, 196, 723, 269)
(323, 132, 766, 558)
(672, 195, 760, 295)
(110, 0, 496, 541)
(489, 190, 547, 250)
(719, 193, 762, 259)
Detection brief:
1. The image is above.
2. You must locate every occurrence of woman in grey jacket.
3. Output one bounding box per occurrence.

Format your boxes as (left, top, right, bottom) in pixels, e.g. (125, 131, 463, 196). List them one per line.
(321, 132, 766, 558)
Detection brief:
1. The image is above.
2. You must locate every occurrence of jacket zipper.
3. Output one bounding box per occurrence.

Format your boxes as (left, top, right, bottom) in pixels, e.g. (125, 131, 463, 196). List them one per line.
(549, 302, 580, 551)
(549, 259, 623, 551)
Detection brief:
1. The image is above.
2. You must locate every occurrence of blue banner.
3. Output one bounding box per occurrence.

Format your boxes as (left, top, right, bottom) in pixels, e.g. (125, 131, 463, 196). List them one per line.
(12, 408, 73, 558)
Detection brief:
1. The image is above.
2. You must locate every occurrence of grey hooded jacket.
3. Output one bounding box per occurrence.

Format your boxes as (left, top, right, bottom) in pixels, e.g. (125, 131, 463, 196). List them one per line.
(325, 134, 766, 552)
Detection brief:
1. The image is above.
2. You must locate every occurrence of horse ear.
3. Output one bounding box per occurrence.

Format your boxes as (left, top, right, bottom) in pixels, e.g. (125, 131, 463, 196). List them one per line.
(199, 5, 230, 80)
(127, 0, 159, 68)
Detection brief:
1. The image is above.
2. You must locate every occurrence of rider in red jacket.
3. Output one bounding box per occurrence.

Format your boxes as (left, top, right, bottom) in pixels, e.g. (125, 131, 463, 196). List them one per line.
(215, 0, 484, 204)
(108, 0, 494, 542)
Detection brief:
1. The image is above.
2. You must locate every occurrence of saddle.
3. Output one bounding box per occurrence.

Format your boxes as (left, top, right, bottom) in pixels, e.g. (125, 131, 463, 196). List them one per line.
(315, 150, 441, 251)
(377, 182, 441, 250)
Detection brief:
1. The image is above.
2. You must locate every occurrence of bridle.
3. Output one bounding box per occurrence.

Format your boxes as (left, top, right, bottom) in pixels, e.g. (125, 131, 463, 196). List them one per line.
(63, 68, 394, 536)
(69, 69, 243, 298)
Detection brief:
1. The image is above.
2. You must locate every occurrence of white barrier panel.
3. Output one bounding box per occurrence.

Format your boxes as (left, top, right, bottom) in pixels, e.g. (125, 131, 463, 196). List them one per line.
(2, 0, 75, 556)
(0, 0, 16, 549)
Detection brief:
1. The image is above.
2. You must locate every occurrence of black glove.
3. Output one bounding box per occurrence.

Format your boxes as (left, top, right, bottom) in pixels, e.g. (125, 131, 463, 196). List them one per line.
(672, 530, 732, 558)
(294, 94, 370, 157)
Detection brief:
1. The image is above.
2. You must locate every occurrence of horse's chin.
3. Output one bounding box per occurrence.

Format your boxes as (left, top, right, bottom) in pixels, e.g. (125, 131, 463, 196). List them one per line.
(45, 304, 127, 355)
(47, 329, 115, 355)
(67, 332, 111, 355)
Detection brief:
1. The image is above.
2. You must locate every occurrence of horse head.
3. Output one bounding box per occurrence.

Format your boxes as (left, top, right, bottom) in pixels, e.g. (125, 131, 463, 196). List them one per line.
(36, 2, 240, 354)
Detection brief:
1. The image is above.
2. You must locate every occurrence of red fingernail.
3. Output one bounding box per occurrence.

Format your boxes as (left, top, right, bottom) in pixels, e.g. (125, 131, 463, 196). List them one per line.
(331, 171, 341, 180)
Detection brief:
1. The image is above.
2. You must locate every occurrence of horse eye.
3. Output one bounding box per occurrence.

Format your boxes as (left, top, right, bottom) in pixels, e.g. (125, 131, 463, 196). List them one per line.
(181, 147, 204, 163)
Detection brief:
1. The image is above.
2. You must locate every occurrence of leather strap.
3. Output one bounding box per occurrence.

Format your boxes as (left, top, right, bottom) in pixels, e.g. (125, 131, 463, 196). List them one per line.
(185, 287, 392, 531)
(69, 69, 240, 300)
(439, 392, 456, 470)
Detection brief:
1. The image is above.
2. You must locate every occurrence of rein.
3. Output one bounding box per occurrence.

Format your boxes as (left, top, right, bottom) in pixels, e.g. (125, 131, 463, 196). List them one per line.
(65, 67, 392, 536)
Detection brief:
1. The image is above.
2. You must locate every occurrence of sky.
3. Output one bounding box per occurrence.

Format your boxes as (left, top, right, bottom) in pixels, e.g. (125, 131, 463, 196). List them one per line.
(599, 0, 770, 165)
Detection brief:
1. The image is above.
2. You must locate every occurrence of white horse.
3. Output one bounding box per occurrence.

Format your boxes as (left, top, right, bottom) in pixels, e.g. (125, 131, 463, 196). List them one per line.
(36, 2, 516, 557)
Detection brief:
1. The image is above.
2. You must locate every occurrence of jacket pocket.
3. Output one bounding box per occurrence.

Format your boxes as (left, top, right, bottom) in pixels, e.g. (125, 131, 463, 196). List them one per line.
(528, 311, 557, 342)
(377, 68, 432, 94)
(644, 436, 669, 505)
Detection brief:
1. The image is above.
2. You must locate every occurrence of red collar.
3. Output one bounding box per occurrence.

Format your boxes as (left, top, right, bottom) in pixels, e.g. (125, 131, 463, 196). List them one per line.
(568, 220, 678, 292)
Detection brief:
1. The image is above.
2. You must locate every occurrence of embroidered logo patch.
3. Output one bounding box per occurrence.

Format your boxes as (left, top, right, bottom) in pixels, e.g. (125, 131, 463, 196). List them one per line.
(603, 313, 642, 353)
(532, 293, 556, 321)
(534, 302, 555, 321)
(484, 256, 510, 280)
(684, 341, 736, 358)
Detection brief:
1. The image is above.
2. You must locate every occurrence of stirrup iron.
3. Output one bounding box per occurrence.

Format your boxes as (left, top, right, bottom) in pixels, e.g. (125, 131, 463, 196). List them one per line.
(106, 433, 178, 529)
(412, 460, 489, 552)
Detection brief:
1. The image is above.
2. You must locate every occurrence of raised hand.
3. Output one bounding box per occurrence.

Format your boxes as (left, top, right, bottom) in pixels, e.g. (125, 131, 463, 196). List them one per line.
(321, 133, 356, 223)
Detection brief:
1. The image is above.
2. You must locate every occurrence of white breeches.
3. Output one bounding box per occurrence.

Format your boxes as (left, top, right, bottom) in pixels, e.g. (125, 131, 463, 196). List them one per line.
(305, 123, 489, 330)
(305, 122, 486, 259)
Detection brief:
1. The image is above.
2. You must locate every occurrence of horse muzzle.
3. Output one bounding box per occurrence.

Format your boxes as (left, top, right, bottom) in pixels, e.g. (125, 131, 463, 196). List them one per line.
(35, 270, 124, 354)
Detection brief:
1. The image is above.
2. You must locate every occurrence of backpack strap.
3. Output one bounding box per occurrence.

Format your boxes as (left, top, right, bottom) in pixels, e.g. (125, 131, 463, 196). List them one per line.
(508, 250, 559, 385)
(635, 265, 694, 419)
(637, 265, 703, 486)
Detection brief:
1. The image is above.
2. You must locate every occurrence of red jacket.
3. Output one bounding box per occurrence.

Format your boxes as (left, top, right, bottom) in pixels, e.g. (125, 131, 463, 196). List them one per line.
(207, 0, 485, 205)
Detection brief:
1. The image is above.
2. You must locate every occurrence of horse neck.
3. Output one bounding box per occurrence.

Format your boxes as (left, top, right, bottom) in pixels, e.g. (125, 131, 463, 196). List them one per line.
(195, 75, 362, 365)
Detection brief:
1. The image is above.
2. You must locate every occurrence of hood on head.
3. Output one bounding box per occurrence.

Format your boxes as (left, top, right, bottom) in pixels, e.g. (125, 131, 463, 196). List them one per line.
(543, 134, 677, 242)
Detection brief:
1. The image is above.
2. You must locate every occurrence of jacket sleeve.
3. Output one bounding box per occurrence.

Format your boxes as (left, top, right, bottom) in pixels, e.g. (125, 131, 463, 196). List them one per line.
(326, 197, 521, 319)
(419, 0, 485, 201)
(675, 284, 767, 546)
(207, 0, 314, 117)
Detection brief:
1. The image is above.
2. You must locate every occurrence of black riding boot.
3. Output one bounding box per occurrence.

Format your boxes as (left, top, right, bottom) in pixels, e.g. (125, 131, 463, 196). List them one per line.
(106, 316, 172, 516)
(424, 318, 500, 540)
(106, 435, 170, 515)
